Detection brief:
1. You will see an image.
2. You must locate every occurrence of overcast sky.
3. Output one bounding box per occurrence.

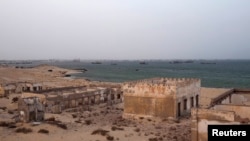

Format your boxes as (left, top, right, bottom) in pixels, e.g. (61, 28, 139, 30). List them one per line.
(0, 0, 250, 60)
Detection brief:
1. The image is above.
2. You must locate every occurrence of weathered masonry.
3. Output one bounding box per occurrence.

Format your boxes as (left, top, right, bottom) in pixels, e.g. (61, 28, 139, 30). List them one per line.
(122, 78, 201, 119)
(191, 88, 250, 141)
(42, 86, 123, 113)
(0, 82, 44, 97)
(18, 96, 45, 122)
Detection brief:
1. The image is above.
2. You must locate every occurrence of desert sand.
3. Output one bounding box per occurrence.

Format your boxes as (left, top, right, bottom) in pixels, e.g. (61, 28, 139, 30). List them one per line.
(0, 65, 227, 141)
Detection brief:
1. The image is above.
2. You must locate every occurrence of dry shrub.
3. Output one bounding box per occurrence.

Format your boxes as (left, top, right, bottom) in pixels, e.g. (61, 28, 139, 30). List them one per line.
(8, 110, 14, 114)
(38, 129, 49, 134)
(57, 123, 67, 129)
(0, 121, 9, 127)
(15, 127, 32, 134)
(85, 120, 92, 125)
(134, 128, 140, 132)
(72, 114, 77, 118)
(0, 107, 7, 110)
(149, 138, 158, 141)
(47, 120, 67, 130)
(0, 121, 16, 128)
(91, 129, 109, 136)
(45, 117, 55, 121)
(12, 97, 19, 103)
(111, 126, 124, 131)
(106, 135, 114, 141)
(75, 120, 82, 123)
(139, 117, 144, 120)
(8, 124, 17, 128)
(162, 118, 167, 122)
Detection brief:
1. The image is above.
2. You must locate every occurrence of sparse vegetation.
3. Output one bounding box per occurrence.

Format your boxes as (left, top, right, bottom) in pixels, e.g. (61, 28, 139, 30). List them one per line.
(46, 119, 67, 130)
(85, 119, 92, 125)
(12, 97, 19, 103)
(15, 127, 33, 134)
(134, 128, 140, 132)
(72, 114, 77, 118)
(0, 107, 7, 111)
(91, 129, 109, 136)
(149, 138, 158, 141)
(57, 123, 67, 129)
(0, 121, 16, 128)
(75, 120, 82, 123)
(111, 126, 124, 131)
(0, 121, 9, 127)
(45, 116, 55, 121)
(106, 135, 114, 141)
(38, 129, 49, 134)
(8, 110, 14, 114)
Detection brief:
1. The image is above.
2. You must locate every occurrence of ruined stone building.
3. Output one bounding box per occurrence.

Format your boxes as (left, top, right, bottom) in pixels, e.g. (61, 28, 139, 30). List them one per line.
(191, 88, 250, 141)
(122, 78, 201, 119)
(18, 96, 45, 122)
(0, 82, 44, 97)
(40, 86, 123, 113)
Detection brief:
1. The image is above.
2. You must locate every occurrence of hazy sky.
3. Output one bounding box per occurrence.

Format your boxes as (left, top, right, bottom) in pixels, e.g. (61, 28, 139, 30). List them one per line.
(0, 0, 250, 60)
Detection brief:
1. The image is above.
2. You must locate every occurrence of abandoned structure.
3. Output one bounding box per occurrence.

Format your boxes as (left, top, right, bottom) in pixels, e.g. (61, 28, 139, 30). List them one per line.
(39, 86, 123, 113)
(0, 82, 44, 97)
(18, 96, 45, 122)
(191, 88, 250, 141)
(122, 78, 200, 119)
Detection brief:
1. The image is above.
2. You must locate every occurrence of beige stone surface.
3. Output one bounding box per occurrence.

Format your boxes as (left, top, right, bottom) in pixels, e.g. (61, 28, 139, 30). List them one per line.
(0, 103, 191, 141)
(199, 87, 230, 107)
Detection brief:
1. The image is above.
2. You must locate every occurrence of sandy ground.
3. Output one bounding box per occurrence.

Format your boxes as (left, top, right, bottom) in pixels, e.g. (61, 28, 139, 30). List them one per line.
(0, 100, 191, 141)
(0, 64, 88, 87)
(0, 65, 231, 141)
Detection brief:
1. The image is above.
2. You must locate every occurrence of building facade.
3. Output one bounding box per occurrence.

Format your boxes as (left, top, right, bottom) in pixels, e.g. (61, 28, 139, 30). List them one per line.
(122, 78, 201, 119)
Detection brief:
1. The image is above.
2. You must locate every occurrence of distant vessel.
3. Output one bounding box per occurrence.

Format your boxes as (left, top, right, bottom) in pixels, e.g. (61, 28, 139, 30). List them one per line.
(139, 61, 148, 65)
(200, 62, 216, 65)
(91, 61, 102, 64)
(111, 63, 117, 65)
(169, 60, 194, 64)
(169, 61, 182, 64)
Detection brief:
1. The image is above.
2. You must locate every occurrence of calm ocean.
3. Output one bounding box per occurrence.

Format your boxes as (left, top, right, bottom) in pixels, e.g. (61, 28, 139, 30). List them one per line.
(17, 60, 250, 89)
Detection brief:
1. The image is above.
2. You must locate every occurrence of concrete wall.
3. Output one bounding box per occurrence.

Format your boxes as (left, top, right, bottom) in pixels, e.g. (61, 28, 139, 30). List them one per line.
(176, 80, 200, 116)
(213, 105, 250, 119)
(191, 108, 238, 141)
(231, 94, 249, 105)
(123, 95, 175, 118)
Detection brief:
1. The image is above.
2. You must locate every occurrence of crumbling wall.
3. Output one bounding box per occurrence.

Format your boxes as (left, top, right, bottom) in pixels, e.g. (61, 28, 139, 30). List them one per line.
(213, 105, 250, 119)
(231, 94, 249, 105)
(176, 80, 200, 116)
(191, 108, 240, 141)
